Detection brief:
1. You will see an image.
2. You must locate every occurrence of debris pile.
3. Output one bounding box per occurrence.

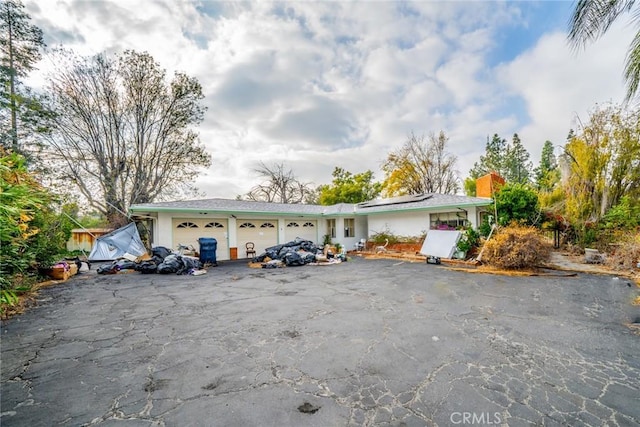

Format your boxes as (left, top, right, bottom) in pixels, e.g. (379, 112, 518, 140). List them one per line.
(253, 237, 345, 267)
(97, 246, 205, 275)
(481, 224, 551, 269)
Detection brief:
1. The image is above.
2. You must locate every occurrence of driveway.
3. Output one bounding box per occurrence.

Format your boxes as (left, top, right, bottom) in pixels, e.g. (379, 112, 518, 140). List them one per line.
(1, 257, 639, 426)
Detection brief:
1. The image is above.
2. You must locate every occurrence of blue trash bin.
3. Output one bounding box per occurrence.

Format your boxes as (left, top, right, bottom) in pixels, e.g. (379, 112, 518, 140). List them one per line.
(198, 237, 217, 265)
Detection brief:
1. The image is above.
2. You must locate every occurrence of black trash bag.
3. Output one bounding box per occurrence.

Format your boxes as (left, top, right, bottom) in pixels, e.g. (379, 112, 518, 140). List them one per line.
(97, 261, 119, 275)
(298, 241, 316, 252)
(157, 254, 183, 274)
(136, 260, 158, 274)
(152, 246, 172, 261)
(265, 246, 282, 260)
(283, 237, 305, 248)
(150, 255, 164, 265)
(254, 253, 268, 262)
(277, 246, 296, 258)
(282, 251, 305, 266)
(115, 259, 137, 270)
(179, 256, 202, 274)
(299, 252, 317, 264)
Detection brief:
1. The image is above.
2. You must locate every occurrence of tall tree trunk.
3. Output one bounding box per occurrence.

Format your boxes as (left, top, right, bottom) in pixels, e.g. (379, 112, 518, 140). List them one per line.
(7, 11, 18, 152)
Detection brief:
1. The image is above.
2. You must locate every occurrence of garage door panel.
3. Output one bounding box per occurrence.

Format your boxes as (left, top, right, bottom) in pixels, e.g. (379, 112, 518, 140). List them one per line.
(284, 220, 317, 243)
(237, 220, 277, 257)
(172, 219, 228, 260)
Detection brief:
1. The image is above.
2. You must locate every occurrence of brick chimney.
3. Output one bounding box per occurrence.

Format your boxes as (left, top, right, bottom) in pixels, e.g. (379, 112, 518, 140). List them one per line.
(476, 172, 505, 198)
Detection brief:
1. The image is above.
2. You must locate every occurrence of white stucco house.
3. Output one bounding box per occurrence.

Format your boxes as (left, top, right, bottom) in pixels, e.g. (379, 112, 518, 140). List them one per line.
(129, 192, 493, 261)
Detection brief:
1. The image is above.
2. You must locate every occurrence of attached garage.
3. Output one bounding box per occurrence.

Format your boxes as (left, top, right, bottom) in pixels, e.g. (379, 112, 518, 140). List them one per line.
(284, 220, 318, 243)
(236, 220, 278, 258)
(172, 219, 228, 259)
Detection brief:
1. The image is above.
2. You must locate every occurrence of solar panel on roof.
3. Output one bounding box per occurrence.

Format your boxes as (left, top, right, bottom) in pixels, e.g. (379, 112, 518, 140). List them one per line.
(357, 194, 433, 208)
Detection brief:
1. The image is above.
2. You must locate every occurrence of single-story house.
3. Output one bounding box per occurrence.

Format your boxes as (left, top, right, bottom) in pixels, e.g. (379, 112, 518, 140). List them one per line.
(129, 192, 494, 261)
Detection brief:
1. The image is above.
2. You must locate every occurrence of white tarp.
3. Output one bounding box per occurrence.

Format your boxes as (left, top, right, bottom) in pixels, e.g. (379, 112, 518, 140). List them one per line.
(419, 230, 462, 259)
(88, 223, 147, 261)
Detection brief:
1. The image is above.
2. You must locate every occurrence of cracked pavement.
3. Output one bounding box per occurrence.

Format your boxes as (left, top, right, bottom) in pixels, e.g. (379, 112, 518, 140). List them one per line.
(1, 257, 639, 426)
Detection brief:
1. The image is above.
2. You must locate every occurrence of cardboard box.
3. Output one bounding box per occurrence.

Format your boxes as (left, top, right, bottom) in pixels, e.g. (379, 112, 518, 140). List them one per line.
(43, 262, 78, 281)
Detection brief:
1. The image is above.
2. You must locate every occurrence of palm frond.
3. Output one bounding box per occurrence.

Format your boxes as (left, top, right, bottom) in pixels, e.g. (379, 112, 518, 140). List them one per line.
(624, 29, 640, 102)
(568, 0, 636, 49)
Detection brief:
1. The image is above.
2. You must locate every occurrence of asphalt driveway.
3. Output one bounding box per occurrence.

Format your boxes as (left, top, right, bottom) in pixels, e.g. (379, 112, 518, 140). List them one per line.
(1, 257, 639, 426)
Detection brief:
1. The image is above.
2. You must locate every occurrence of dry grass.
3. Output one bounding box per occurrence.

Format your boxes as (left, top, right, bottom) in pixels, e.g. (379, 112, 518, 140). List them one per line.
(482, 225, 552, 270)
(605, 232, 640, 271)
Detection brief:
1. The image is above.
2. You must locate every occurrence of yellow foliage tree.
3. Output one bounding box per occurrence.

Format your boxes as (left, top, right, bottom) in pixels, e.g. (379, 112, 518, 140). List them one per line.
(561, 104, 640, 225)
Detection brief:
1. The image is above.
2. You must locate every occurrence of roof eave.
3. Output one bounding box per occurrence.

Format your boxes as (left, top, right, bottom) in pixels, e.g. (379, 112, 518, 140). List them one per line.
(129, 205, 326, 217)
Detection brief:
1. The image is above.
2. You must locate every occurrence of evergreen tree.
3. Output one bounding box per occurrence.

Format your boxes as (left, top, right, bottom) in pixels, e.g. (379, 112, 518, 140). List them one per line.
(469, 133, 508, 179)
(534, 140, 559, 191)
(0, 0, 46, 153)
(503, 133, 533, 184)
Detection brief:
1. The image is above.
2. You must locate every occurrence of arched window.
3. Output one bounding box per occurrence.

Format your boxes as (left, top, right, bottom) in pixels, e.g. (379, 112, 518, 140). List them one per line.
(260, 222, 275, 228)
(205, 222, 224, 228)
(239, 222, 256, 228)
(303, 222, 315, 227)
(287, 222, 299, 228)
(177, 222, 198, 228)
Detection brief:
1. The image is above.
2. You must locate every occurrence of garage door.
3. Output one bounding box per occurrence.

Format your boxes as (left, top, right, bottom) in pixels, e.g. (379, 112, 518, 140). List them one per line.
(172, 219, 228, 260)
(284, 220, 318, 243)
(237, 220, 278, 258)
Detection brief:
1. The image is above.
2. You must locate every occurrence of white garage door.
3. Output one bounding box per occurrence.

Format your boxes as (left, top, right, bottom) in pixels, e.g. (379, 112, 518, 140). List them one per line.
(237, 220, 278, 258)
(284, 220, 318, 243)
(172, 219, 229, 260)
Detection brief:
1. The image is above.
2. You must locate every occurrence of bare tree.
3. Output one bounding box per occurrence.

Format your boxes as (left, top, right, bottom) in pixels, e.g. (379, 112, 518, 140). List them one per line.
(244, 162, 314, 204)
(43, 50, 211, 225)
(382, 131, 460, 196)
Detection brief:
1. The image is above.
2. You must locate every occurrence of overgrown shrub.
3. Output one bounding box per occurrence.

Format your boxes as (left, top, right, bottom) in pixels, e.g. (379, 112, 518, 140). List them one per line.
(0, 149, 73, 293)
(482, 224, 552, 269)
(605, 232, 640, 270)
(368, 228, 425, 245)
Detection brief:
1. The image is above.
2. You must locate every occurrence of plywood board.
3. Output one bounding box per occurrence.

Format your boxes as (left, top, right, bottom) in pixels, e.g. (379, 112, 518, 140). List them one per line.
(419, 230, 462, 259)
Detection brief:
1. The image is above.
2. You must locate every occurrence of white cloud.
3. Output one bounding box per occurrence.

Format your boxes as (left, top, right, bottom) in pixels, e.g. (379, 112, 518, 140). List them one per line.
(24, 0, 630, 199)
(498, 20, 629, 163)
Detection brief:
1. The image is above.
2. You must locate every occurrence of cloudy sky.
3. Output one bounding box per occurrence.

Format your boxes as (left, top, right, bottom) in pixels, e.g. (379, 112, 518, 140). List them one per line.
(25, 0, 631, 199)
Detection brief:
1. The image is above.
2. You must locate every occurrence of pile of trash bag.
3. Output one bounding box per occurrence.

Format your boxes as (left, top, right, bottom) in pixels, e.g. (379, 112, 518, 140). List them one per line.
(253, 237, 326, 267)
(97, 246, 203, 275)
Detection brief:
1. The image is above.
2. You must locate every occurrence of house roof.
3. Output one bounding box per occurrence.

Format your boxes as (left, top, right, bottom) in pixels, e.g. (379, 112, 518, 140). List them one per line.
(130, 198, 328, 215)
(130, 194, 492, 216)
(355, 193, 493, 214)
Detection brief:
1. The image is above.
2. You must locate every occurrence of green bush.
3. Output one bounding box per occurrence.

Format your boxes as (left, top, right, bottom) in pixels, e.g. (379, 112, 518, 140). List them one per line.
(457, 227, 480, 253)
(0, 149, 73, 293)
(494, 183, 540, 226)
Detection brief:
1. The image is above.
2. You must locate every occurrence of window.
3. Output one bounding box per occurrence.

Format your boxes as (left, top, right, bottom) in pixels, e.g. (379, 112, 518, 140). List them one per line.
(239, 222, 256, 228)
(177, 222, 198, 228)
(430, 212, 468, 230)
(327, 219, 336, 238)
(205, 222, 224, 228)
(287, 222, 300, 228)
(344, 218, 355, 238)
(260, 222, 275, 228)
(303, 222, 314, 227)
